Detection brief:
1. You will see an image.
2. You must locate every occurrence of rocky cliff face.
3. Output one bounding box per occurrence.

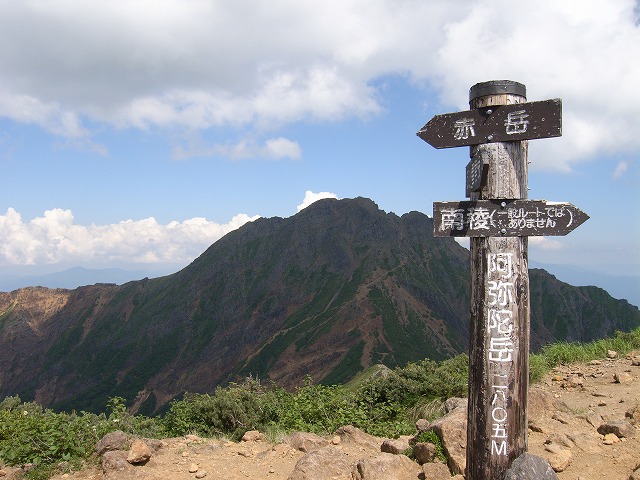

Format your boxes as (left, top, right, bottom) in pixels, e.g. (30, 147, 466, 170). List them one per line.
(1, 197, 638, 414)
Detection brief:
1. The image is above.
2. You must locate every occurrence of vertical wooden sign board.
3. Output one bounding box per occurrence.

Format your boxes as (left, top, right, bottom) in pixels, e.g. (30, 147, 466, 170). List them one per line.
(467, 81, 529, 479)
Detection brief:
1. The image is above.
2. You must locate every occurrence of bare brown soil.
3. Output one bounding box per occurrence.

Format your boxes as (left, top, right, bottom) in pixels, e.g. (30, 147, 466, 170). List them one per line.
(528, 354, 640, 479)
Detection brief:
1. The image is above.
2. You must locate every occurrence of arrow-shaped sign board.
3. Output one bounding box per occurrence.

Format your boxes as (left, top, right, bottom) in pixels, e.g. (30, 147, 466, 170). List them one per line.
(417, 99, 562, 149)
(433, 199, 588, 237)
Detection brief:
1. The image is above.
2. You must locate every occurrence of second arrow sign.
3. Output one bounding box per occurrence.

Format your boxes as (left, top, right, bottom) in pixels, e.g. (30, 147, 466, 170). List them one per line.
(433, 199, 589, 237)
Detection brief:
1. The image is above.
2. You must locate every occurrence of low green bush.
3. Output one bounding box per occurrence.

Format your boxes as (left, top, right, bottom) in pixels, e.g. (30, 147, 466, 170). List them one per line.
(269, 380, 360, 435)
(162, 376, 282, 440)
(0, 396, 164, 480)
(529, 353, 549, 384)
(0, 398, 107, 480)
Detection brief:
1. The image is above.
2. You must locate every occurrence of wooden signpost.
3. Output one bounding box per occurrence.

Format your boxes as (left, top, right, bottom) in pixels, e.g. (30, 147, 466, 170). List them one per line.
(417, 80, 587, 479)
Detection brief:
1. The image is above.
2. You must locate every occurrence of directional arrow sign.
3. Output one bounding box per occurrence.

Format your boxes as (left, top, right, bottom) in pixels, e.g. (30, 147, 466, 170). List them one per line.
(433, 199, 588, 237)
(417, 99, 562, 149)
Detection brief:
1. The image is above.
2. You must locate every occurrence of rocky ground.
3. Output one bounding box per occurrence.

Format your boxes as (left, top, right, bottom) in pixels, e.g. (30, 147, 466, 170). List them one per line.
(527, 351, 639, 480)
(2, 352, 638, 480)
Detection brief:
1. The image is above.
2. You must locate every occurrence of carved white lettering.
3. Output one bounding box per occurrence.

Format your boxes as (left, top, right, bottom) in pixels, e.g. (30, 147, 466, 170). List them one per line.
(491, 440, 508, 456)
(454, 118, 476, 140)
(504, 110, 529, 134)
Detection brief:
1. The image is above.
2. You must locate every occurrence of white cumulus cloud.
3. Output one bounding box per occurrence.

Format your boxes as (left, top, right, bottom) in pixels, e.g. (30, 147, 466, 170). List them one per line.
(296, 191, 339, 212)
(0, 191, 341, 268)
(0, 207, 259, 267)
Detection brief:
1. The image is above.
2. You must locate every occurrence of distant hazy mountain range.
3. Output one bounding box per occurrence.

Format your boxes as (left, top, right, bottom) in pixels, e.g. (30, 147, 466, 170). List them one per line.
(528, 262, 639, 308)
(0, 266, 172, 292)
(1, 198, 638, 416)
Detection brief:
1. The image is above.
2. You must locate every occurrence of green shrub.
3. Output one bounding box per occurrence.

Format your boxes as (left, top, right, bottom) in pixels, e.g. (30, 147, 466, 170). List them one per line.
(354, 354, 468, 410)
(0, 396, 163, 480)
(403, 430, 446, 463)
(529, 353, 549, 384)
(162, 377, 278, 440)
(105, 397, 165, 439)
(0, 398, 108, 480)
(270, 381, 360, 434)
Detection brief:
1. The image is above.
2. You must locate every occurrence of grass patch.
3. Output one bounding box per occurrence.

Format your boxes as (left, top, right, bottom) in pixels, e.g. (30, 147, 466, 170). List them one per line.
(529, 327, 640, 383)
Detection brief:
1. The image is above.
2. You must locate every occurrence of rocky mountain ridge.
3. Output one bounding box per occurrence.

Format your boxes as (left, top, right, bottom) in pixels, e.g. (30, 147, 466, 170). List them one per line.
(1, 197, 638, 414)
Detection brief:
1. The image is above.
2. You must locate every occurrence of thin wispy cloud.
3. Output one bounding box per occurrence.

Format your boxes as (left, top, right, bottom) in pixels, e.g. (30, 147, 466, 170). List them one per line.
(173, 137, 302, 161)
(612, 160, 629, 180)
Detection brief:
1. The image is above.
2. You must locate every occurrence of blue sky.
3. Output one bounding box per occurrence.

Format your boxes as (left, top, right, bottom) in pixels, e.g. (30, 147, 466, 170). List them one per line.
(1, 0, 639, 291)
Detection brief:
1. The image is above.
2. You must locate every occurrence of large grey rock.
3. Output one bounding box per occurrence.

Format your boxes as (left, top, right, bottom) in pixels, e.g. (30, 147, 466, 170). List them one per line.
(444, 397, 467, 414)
(351, 453, 420, 480)
(412, 442, 437, 465)
(334, 425, 381, 451)
(287, 446, 353, 480)
(95, 430, 129, 455)
(597, 419, 636, 438)
(428, 406, 466, 475)
(287, 432, 328, 452)
(421, 461, 452, 480)
(503, 453, 558, 479)
(416, 418, 430, 432)
(381, 438, 410, 455)
(101, 450, 130, 472)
